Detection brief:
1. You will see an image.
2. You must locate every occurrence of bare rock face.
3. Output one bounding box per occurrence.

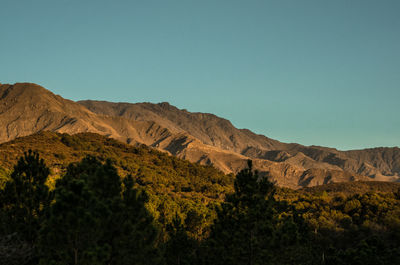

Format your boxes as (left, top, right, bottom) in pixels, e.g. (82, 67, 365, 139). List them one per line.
(0, 82, 399, 188)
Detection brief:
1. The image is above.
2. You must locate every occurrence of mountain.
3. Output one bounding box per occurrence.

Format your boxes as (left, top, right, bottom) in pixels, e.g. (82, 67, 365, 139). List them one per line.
(0, 82, 399, 188)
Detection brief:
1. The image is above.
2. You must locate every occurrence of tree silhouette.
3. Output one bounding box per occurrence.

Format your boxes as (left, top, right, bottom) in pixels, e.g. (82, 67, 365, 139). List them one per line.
(206, 160, 277, 265)
(0, 150, 51, 243)
(39, 156, 161, 265)
(165, 213, 197, 265)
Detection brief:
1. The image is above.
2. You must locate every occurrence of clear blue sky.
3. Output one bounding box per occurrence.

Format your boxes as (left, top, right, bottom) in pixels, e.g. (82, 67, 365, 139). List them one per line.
(1, 0, 399, 150)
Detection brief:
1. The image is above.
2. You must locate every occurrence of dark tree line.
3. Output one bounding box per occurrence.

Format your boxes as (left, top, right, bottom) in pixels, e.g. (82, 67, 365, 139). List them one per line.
(1, 151, 400, 265)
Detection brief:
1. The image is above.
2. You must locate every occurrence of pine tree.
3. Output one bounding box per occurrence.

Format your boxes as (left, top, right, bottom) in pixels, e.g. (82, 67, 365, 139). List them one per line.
(110, 175, 161, 265)
(39, 177, 106, 265)
(206, 160, 277, 265)
(0, 150, 51, 243)
(39, 156, 161, 265)
(165, 213, 197, 265)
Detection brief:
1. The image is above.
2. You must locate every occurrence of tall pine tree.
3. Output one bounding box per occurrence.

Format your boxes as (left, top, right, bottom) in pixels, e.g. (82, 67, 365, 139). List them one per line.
(165, 213, 197, 265)
(39, 177, 106, 265)
(0, 150, 52, 243)
(39, 156, 161, 265)
(206, 160, 277, 265)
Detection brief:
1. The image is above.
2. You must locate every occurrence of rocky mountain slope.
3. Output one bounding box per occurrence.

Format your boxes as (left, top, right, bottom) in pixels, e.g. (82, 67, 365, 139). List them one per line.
(0, 82, 399, 188)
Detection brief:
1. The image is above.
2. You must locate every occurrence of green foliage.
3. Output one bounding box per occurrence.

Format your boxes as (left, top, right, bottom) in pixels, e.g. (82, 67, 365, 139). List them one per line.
(39, 156, 161, 265)
(114, 175, 161, 265)
(206, 160, 281, 265)
(0, 150, 52, 243)
(39, 177, 106, 265)
(0, 132, 234, 250)
(165, 214, 197, 265)
(276, 189, 400, 264)
(301, 181, 400, 196)
(0, 166, 10, 189)
(0, 132, 234, 203)
(1, 134, 400, 264)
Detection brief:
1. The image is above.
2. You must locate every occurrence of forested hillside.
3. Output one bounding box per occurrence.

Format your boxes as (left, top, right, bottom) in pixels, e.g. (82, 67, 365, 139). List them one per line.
(0, 133, 400, 264)
(0, 131, 233, 198)
(0, 132, 234, 247)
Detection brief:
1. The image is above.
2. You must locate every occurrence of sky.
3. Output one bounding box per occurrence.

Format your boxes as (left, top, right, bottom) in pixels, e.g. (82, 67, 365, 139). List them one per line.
(1, 0, 399, 150)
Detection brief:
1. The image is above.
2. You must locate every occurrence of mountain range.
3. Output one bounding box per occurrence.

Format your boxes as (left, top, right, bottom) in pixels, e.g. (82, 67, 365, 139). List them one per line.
(0, 82, 399, 188)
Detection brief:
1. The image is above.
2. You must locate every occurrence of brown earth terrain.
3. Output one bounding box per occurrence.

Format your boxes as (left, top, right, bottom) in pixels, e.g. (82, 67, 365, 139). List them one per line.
(0, 82, 399, 188)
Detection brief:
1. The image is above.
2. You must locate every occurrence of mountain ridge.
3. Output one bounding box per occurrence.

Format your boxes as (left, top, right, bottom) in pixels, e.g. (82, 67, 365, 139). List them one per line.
(0, 82, 399, 188)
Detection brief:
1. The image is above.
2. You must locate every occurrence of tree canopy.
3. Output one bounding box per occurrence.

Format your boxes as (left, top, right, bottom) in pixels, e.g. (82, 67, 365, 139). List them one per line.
(1, 150, 400, 265)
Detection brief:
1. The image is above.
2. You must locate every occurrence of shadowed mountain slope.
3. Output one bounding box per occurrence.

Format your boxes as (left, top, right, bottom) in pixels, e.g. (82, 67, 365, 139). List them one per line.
(0, 82, 399, 188)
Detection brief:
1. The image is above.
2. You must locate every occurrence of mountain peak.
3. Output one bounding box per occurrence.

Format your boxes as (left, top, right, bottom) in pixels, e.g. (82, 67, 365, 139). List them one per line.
(3, 82, 49, 92)
(0, 82, 55, 101)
